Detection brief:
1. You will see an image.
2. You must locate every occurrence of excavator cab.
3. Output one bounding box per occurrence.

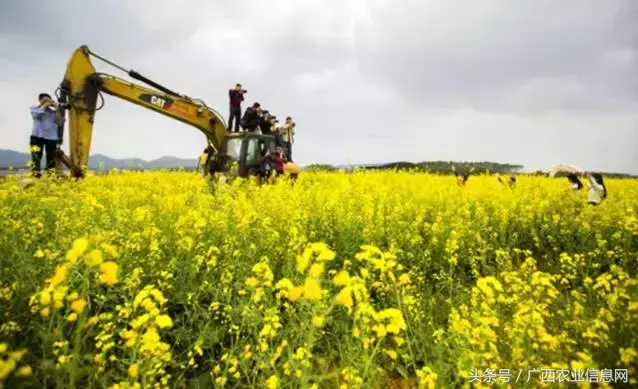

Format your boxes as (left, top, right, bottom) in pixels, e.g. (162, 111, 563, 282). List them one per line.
(216, 132, 277, 178)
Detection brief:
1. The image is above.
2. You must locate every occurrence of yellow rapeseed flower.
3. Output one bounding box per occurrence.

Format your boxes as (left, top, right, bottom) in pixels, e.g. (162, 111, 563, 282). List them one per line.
(265, 374, 279, 389)
(99, 262, 119, 286)
(302, 278, 323, 301)
(141, 327, 160, 353)
(336, 287, 354, 308)
(71, 299, 87, 314)
(52, 287, 67, 309)
(312, 315, 325, 328)
(128, 363, 139, 377)
(49, 265, 69, 288)
(72, 238, 89, 255)
(16, 365, 32, 377)
(296, 252, 311, 274)
(155, 315, 173, 329)
(275, 278, 293, 290)
(620, 348, 637, 365)
(288, 286, 304, 302)
(333, 271, 351, 286)
(131, 314, 150, 329)
(312, 243, 336, 261)
(85, 250, 103, 267)
(308, 263, 325, 278)
(39, 290, 51, 306)
(121, 330, 137, 347)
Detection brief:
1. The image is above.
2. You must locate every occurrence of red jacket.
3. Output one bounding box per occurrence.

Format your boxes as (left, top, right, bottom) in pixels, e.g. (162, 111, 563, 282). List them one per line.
(272, 153, 285, 173)
(229, 89, 244, 107)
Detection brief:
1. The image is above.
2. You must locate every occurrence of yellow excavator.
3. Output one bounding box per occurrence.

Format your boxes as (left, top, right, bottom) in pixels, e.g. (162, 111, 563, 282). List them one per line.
(53, 45, 300, 182)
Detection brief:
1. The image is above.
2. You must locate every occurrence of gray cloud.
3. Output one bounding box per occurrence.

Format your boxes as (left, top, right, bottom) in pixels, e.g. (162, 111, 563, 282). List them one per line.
(352, 0, 638, 112)
(0, 0, 205, 53)
(0, 0, 636, 174)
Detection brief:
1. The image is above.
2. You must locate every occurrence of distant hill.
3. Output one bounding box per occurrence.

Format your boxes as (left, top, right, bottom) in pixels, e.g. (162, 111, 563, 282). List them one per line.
(0, 149, 198, 170)
(332, 161, 636, 178)
(0, 149, 30, 168)
(334, 161, 524, 174)
(2, 149, 635, 177)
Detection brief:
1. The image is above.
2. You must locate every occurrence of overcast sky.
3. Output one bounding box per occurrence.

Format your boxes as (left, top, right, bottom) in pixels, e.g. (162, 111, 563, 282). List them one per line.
(1, 0, 636, 173)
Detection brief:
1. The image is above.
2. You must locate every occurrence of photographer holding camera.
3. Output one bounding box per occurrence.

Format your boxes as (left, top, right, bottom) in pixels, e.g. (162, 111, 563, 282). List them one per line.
(281, 116, 296, 161)
(259, 110, 274, 134)
(228, 83, 246, 132)
(240, 102, 262, 132)
(29, 93, 61, 177)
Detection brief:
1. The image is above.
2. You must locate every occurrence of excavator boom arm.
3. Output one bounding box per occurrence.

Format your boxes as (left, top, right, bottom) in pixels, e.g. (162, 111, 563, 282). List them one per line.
(57, 46, 227, 176)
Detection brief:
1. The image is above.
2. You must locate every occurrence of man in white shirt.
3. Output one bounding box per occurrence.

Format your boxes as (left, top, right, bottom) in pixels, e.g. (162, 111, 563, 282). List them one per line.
(586, 173, 607, 206)
(280, 116, 295, 162)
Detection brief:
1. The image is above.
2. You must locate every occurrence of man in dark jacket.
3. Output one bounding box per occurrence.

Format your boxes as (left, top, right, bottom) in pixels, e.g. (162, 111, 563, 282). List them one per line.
(228, 83, 246, 132)
(259, 111, 273, 134)
(240, 102, 261, 132)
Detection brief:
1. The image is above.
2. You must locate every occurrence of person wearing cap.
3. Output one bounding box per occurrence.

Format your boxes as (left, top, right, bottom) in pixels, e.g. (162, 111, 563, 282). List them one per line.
(228, 83, 246, 132)
(29, 92, 59, 177)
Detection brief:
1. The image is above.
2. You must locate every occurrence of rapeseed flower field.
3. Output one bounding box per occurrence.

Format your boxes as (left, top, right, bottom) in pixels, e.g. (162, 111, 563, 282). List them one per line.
(0, 170, 636, 388)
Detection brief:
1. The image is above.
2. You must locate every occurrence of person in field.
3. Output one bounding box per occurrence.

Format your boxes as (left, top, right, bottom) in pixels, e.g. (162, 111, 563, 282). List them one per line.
(270, 146, 287, 177)
(566, 173, 584, 191)
(29, 93, 60, 177)
(498, 175, 516, 189)
(453, 166, 474, 186)
(586, 173, 607, 206)
(258, 145, 287, 182)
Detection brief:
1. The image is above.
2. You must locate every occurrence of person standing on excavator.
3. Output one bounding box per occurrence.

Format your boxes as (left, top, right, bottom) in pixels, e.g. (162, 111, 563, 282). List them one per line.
(281, 117, 296, 161)
(228, 83, 246, 132)
(240, 102, 262, 132)
(259, 110, 273, 134)
(29, 93, 60, 177)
